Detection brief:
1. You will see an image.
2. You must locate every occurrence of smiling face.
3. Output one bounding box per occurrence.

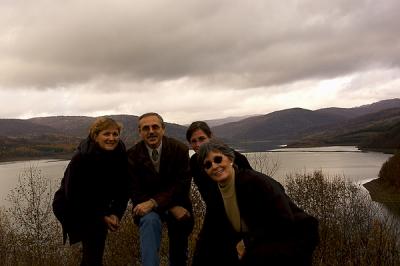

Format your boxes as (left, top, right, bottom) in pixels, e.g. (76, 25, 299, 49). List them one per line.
(190, 129, 210, 153)
(95, 127, 120, 151)
(203, 150, 234, 185)
(139, 115, 165, 149)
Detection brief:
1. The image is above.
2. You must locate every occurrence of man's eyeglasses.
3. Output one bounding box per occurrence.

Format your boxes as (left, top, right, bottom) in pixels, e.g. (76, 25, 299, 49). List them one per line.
(204, 155, 223, 170)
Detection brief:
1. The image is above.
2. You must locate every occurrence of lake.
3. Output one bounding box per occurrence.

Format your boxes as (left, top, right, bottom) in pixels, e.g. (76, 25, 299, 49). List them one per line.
(252, 146, 391, 184)
(0, 146, 392, 207)
(0, 159, 70, 207)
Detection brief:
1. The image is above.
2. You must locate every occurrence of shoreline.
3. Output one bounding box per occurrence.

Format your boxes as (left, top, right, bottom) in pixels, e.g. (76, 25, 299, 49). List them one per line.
(363, 178, 400, 218)
(0, 153, 73, 164)
(0, 145, 394, 164)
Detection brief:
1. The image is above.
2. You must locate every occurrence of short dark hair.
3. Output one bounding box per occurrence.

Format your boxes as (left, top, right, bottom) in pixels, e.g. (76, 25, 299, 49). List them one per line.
(198, 140, 235, 165)
(138, 112, 165, 128)
(186, 121, 212, 142)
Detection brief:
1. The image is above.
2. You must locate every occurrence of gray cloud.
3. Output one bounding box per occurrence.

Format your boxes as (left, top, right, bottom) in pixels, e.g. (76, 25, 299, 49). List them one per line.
(0, 0, 399, 123)
(1, 0, 400, 89)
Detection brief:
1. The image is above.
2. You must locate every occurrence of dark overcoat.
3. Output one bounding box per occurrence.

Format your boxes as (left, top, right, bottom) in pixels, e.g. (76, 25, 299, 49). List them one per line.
(193, 167, 319, 266)
(127, 136, 192, 213)
(191, 151, 253, 266)
(53, 137, 129, 244)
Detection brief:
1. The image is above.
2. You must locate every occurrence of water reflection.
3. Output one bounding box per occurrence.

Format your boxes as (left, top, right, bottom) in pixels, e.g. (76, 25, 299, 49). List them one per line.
(245, 146, 391, 184)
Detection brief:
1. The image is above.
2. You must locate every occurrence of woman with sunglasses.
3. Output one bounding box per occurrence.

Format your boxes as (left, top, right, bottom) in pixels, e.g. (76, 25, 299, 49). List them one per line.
(186, 121, 252, 266)
(186, 121, 251, 207)
(197, 141, 319, 266)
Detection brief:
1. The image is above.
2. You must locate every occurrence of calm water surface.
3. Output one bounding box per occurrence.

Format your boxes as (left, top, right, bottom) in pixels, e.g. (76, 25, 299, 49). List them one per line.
(255, 146, 391, 184)
(0, 146, 392, 207)
(0, 159, 69, 207)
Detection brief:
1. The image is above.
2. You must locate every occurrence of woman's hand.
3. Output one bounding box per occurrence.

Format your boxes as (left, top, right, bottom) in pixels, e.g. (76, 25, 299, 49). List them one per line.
(236, 239, 246, 260)
(169, 206, 191, 221)
(104, 214, 120, 232)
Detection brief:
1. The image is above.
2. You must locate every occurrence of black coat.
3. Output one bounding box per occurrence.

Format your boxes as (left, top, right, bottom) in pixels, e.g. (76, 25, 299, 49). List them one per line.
(191, 151, 252, 266)
(53, 137, 129, 244)
(193, 167, 319, 266)
(235, 169, 319, 266)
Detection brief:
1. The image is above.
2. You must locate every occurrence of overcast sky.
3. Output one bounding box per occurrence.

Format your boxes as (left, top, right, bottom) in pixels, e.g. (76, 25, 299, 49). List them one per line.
(1, 0, 399, 124)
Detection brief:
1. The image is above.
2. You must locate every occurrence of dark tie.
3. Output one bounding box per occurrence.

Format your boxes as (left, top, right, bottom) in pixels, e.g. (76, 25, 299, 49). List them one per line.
(152, 149, 159, 161)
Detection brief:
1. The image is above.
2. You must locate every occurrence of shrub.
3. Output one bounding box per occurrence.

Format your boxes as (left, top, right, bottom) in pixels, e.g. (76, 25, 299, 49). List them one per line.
(379, 151, 400, 188)
(0, 207, 12, 263)
(3, 164, 400, 265)
(245, 152, 280, 177)
(286, 170, 400, 266)
(5, 164, 80, 265)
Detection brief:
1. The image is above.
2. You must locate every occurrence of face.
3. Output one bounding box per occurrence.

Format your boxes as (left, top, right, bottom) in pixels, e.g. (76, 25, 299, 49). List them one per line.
(95, 127, 120, 151)
(190, 129, 210, 153)
(139, 115, 165, 149)
(203, 151, 234, 184)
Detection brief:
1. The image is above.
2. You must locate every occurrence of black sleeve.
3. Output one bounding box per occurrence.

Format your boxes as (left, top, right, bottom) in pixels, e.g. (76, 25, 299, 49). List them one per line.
(127, 150, 150, 206)
(108, 157, 130, 219)
(234, 151, 252, 170)
(240, 171, 318, 265)
(161, 144, 191, 210)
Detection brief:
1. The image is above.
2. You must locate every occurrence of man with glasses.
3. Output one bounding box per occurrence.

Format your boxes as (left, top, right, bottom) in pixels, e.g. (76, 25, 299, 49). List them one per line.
(127, 112, 193, 266)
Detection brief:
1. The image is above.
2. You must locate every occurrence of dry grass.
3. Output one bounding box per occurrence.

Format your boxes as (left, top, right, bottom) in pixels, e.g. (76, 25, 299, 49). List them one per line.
(286, 170, 400, 266)
(1, 164, 399, 265)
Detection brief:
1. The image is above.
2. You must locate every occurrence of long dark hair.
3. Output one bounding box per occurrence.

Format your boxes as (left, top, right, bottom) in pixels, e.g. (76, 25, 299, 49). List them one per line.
(186, 121, 212, 142)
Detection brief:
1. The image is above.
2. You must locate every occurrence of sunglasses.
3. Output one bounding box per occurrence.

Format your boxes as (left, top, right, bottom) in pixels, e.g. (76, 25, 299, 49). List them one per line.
(203, 155, 223, 170)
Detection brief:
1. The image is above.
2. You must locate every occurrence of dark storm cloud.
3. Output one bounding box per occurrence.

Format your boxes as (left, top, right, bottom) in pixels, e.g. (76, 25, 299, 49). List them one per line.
(1, 0, 399, 89)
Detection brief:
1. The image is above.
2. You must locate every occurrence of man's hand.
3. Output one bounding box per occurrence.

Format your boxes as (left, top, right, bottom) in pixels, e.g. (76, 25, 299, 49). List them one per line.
(169, 206, 191, 221)
(104, 214, 120, 232)
(132, 199, 156, 217)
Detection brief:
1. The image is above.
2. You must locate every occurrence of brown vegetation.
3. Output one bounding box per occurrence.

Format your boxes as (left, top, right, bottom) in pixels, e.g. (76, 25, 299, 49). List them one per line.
(378, 151, 400, 188)
(0, 136, 78, 161)
(286, 170, 400, 266)
(0, 165, 205, 265)
(1, 165, 399, 265)
(364, 150, 400, 220)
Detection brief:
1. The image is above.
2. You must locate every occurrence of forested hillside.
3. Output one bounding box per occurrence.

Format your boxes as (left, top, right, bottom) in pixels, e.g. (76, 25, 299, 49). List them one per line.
(289, 108, 400, 152)
(0, 115, 187, 161)
(0, 98, 399, 160)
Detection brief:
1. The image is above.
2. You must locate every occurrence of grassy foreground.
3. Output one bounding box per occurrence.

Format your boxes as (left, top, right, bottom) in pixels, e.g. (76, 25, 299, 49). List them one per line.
(0, 166, 399, 265)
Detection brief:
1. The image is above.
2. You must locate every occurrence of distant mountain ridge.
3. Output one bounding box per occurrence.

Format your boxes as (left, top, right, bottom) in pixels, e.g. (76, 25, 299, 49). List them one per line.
(289, 107, 400, 150)
(212, 108, 344, 140)
(0, 115, 188, 161)
(0, 119, 59, 136)
(316, 99, 400, 119)
(202, 115, 256, 127)
(28, 116, 95, 137)
(1, 115, 188, 145)
(211, 98, 400, 151)
(0, 98, 399, 160)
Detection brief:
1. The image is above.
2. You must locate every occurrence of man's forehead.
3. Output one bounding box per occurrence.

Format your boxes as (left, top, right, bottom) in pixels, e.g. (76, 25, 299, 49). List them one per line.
(139, 116, 162, 126)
